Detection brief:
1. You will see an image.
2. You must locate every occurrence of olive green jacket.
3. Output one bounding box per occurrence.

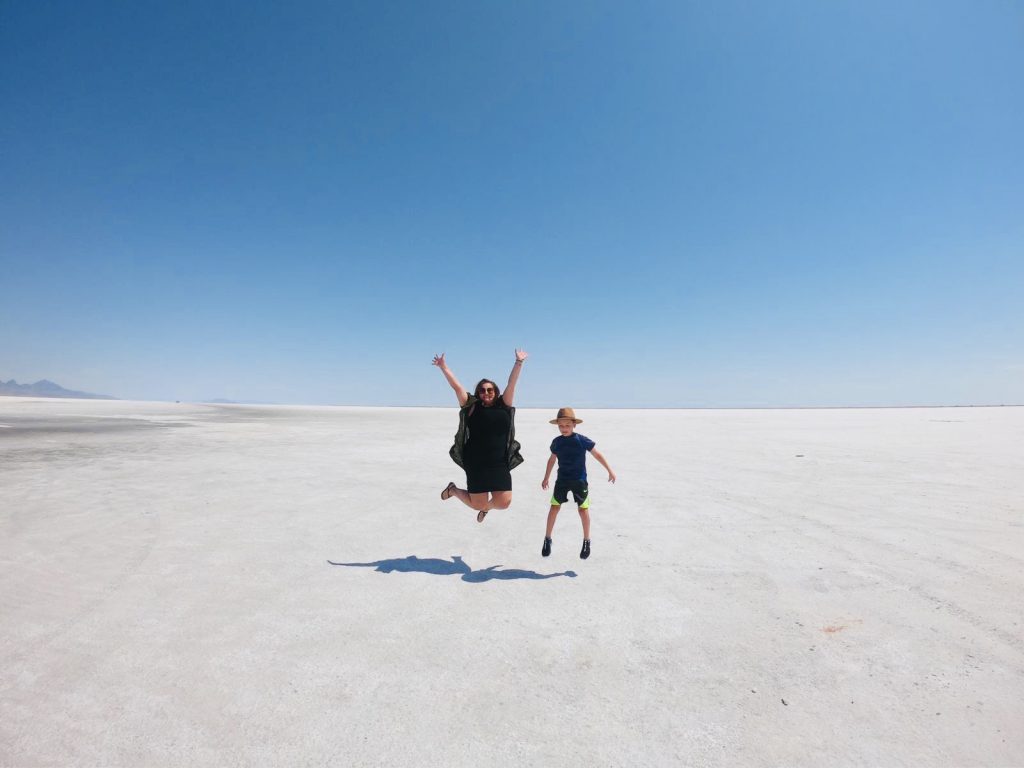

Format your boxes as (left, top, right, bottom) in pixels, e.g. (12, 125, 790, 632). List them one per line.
(448, 394, 525, 470)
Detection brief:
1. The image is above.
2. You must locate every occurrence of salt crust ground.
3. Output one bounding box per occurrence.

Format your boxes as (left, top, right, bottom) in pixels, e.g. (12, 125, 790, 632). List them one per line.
(1, 397, 1022, 767)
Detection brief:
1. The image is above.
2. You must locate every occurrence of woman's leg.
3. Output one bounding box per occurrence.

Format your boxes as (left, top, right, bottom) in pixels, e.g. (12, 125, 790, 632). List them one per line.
(468, 492, 491, 511)
(449, 487, 490, 511)
(489, 490, 512, 510)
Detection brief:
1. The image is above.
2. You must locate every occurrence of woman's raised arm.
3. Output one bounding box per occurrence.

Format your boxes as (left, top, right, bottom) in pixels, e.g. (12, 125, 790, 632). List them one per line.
(502, 349, 528, 406)
(433, 353, 469, 407)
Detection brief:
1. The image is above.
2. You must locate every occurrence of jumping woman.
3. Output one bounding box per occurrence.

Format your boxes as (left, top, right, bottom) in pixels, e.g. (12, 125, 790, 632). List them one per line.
(434, 350, 527, 522)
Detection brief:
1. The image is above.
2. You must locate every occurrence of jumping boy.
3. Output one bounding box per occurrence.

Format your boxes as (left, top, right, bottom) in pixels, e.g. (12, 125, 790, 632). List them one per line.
(540, 407, 616, 559)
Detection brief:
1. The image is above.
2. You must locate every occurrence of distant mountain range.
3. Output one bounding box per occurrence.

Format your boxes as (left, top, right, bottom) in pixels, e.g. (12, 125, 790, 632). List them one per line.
(0, 379, 117, 400)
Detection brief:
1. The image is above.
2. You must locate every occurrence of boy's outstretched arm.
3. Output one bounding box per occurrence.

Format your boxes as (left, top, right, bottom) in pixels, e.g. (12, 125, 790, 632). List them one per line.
(432, 353, 469, 407)
(590, 448, 616, 483)
(502, 349, 528, 406)
(541, 454, 556, 490)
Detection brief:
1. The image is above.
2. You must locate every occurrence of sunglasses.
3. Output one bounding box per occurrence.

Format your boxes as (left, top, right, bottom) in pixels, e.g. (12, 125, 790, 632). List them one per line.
(478, 387, 495, 394)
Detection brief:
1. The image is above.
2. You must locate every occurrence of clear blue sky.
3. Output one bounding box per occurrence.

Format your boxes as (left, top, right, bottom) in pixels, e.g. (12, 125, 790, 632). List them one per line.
(2, 1, 1021, 407)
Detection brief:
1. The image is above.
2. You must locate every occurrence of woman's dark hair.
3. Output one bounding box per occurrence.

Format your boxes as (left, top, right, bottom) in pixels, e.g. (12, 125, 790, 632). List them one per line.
(474, 379, 501, 400)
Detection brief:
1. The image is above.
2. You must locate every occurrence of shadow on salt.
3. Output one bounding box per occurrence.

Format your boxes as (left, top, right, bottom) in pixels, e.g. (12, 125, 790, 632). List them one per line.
(328, 555, 576, 582)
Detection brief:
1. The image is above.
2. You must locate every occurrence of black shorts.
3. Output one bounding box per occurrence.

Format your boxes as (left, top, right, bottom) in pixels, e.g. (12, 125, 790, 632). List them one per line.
(551, 480, 589, 508)
(465, 465, 513, 494)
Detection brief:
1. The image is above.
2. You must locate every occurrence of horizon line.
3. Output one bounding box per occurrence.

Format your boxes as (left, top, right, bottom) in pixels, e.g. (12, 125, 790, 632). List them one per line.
(2, 394, 1021, 411)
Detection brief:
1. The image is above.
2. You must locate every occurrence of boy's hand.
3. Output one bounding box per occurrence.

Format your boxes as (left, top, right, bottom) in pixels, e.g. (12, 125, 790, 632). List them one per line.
(541, 478, 549, 490)
(607, 470, 616, 483)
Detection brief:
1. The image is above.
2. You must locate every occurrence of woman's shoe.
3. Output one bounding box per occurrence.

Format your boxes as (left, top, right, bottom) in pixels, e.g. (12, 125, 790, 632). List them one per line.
(441, 482, 457, 500)
(477, 509, 489, 523)
(580, 539, 591, 559)
(541, 537, 552, 557)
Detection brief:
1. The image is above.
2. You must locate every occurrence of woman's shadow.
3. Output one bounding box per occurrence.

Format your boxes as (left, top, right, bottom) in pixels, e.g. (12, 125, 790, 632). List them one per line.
(328, 555, 577, 582)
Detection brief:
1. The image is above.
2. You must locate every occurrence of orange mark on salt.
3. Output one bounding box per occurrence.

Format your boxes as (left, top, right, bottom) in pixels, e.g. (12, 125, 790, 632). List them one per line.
(821, 618, 862, 634)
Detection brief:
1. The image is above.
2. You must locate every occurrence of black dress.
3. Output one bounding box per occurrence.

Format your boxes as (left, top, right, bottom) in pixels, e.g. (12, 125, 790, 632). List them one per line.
(463, 397, 513, 493)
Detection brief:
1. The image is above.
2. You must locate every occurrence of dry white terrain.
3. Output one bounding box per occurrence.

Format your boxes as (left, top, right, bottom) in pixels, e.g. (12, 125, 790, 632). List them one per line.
(1, 397, 1022, 766)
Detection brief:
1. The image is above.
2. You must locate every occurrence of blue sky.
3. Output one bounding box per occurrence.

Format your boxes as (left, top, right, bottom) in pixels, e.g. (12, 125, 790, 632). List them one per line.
(2, 1, 1021, 407)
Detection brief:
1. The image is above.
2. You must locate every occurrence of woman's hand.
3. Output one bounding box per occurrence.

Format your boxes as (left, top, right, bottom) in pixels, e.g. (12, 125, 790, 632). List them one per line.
(504, 349, 527, 406)
(434, 352, 467, 405)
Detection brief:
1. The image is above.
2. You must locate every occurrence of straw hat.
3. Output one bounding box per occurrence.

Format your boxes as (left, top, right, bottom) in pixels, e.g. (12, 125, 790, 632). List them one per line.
(549, 407, 583, 424)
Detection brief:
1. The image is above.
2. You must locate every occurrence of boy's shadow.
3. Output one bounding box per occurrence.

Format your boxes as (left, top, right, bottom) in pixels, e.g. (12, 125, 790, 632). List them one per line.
(327, 555, 577, 582)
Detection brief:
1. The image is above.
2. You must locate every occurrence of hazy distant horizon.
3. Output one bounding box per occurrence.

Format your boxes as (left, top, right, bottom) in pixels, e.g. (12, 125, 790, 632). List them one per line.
(2, 386, 1020, 412)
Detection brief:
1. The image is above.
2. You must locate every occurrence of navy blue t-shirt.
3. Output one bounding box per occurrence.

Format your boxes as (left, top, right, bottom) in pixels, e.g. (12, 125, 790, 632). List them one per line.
(550, 433, 596, 482)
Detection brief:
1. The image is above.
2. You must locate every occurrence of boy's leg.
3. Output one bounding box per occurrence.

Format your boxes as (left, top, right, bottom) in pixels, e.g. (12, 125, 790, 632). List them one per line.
(544, 483, 571, 555)
(577, 506, 591, 539)
(547, 482, 572, 537)
(542, 505, 559, 556)
(578, 495, 592, 559)
(545, 504, 560, 537)
(573, 482, 591, 539)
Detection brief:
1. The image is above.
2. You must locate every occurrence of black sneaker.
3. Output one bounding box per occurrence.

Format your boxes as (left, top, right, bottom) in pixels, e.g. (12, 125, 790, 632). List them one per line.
(580, 539, 591, 560)
(541, 537, 552, 557)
